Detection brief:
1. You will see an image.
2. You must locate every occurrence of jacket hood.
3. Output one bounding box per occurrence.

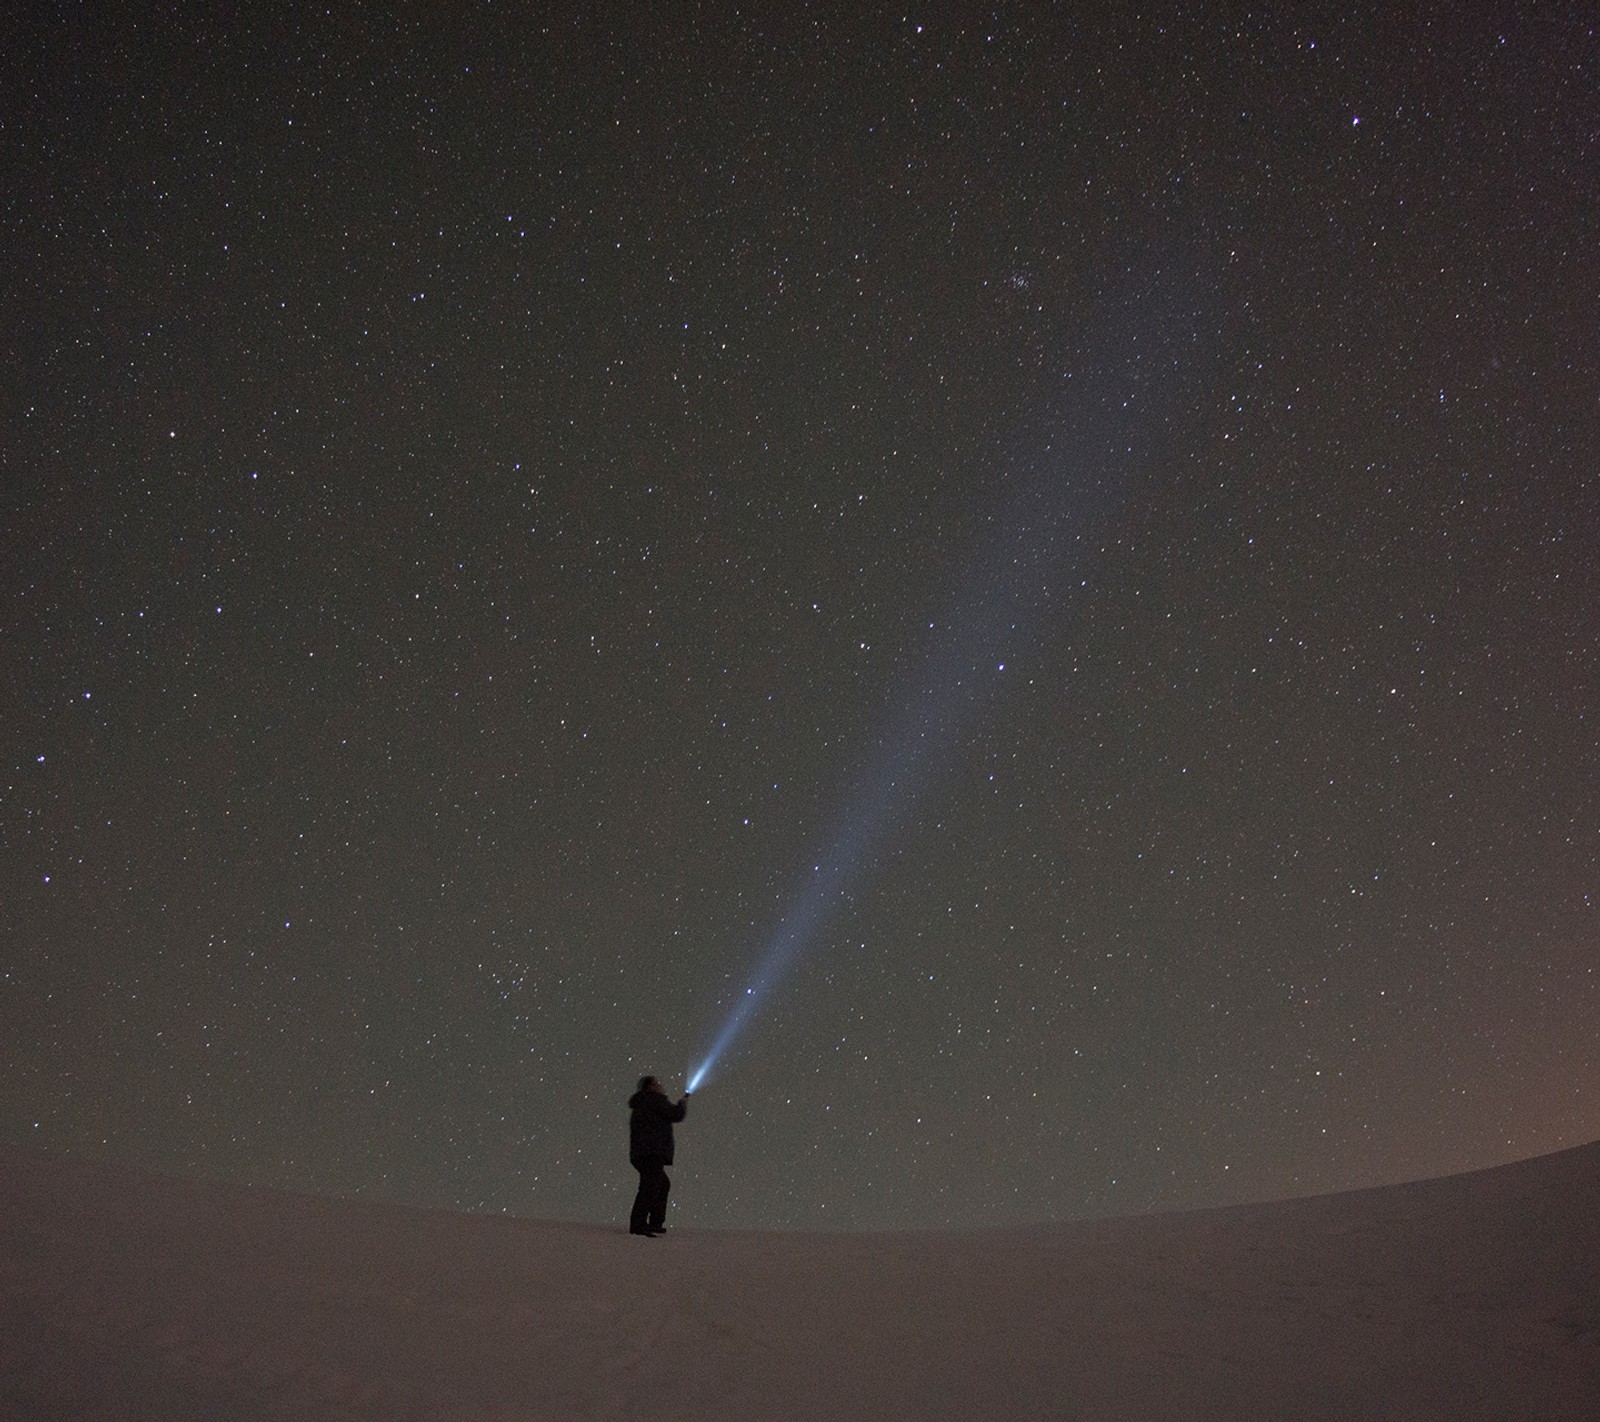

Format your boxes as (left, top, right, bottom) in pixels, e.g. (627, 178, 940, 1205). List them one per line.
(628, 1090, 649, 1109)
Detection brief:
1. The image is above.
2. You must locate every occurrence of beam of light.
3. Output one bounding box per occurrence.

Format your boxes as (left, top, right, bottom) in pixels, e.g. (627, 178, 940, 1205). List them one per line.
(685, 457, 1094, 1096)
(686, 277, 1208, 1094)
(687, 722, 924, 1093)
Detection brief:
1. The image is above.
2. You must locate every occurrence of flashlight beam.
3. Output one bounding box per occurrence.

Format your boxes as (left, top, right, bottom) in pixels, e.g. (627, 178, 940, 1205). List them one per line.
(685, 281, 1205, 1090)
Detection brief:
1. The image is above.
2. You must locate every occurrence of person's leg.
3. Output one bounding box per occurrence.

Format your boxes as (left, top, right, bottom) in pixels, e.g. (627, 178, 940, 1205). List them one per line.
(647, 1163, 671, 1231)
(629, 1164, 653, 1234)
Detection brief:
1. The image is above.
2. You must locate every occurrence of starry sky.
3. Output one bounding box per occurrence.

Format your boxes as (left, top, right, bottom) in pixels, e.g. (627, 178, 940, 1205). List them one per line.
(3, 4, 1596, 1231)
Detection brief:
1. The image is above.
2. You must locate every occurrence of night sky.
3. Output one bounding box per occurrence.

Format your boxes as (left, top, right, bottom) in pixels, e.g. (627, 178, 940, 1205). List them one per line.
(4, 5, 1596, 1231)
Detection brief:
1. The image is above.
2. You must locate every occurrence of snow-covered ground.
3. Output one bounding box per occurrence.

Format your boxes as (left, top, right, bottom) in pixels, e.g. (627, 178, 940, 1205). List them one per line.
(1, 1141, 1595, 1420)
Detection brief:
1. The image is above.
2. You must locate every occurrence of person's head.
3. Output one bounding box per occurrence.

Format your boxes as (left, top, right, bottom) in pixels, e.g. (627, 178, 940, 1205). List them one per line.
(637, 1074, 661, 1094)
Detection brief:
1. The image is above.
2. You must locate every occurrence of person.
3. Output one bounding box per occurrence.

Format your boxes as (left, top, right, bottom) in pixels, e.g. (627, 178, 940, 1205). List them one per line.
(627, 1074, 689, 1236)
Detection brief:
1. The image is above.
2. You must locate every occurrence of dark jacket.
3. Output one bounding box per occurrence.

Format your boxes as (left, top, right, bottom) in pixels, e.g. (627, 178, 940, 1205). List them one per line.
(628, 1089, 688, 1166)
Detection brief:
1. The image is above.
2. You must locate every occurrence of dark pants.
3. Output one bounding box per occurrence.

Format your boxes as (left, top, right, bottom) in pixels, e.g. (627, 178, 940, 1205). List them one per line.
(630, 1157, 670, 1233)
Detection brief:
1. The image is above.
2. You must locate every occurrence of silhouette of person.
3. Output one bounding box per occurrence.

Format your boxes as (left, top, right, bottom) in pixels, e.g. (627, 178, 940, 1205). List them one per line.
(627, 1074, 689, 1236)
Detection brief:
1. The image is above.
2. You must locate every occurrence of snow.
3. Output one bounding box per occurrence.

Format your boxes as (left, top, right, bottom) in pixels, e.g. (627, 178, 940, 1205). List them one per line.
(1, 1141, 1596, 1420)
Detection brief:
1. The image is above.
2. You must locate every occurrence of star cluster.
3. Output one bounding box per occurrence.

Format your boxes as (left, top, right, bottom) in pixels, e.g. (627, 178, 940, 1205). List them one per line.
(2, 5, 1595, 1228)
